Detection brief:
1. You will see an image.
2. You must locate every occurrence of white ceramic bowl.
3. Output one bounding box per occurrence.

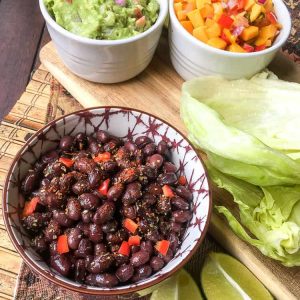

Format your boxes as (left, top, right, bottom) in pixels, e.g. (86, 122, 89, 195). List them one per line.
(169, 0, 291, 80)
(3, 107, 212, 297)
(39, 0, 168, 83)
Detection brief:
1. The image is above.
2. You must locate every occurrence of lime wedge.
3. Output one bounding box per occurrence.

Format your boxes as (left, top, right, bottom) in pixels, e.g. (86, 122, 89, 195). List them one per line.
(150, 269, 203, 300)
(201, 252, 273, 300)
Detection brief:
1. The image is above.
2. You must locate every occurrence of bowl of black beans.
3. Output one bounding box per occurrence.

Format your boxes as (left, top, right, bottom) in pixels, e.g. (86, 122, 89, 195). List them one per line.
(3, 107, 212, 297)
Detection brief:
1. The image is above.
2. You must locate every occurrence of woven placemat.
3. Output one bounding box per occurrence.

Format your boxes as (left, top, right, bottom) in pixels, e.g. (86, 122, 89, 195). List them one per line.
(11, 70, 223, 300)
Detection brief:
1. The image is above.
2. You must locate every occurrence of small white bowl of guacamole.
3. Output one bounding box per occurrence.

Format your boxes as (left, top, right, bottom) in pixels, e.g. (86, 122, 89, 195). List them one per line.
(39, 0, 168, 83)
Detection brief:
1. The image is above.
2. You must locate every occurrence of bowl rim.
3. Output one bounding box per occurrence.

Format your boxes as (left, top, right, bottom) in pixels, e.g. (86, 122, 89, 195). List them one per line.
(169, 0, 291, 57)
(3, 106, 212, 295)
(39, 0, 168, 45)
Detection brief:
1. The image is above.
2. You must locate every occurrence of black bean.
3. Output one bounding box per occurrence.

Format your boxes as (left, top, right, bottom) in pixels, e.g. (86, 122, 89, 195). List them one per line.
(118, 168, 139, 184)
(135, 136, 152, 149)
(122, 206, 136, 219)
(72, 179, 90, 195)
(114, 253, 129, 266)
(157, 140, 168, 155)
(84, 255, 94, 269)
(169, 232, 180, 252)
(32, 235, 47, 253)
(157, 173, 177, 186)
(88, 138, 102, 154)
(107, 183, 124, 201)
(74, 157, 96, 174)
(157, 197, 171, 214)
(145, 230, 162, 243)
(74, 132, 87, 150)
(124, 141, 137, 153)
(148, 154, 164, 169)
(102, 161, 118, 173)
(130, 245, 140, 254)
(175, 186, 193, 201)
(148, 183, 162, 196)
(44, 220, 61, 242)
(106, 229, 128, 245)
(116, 264, 134, 282)
(93, 201, 115, 224)
(86, 273, 119, 287)
(76, 238, 93, 257)
(45, 192, 63, 209)
(22, 170, 39, 194)
(140, 240, 153, 255)
(53, 210, 73, 227)
(50, 254, 71, 276)
(94, 243, 107, 256)
(172, 210, 192, 223)
(81, 210, 93, 223)
(89, 223, 103, 243)
(74, 259, 86, 282)
(150, 256, 164, 272)
(122, 182, 142, 205)
(41, 151, 59, 165)
(67, 228, 83, 250)
(131, 265, 152, 282)
(22, 212, 50, 232)
(143, 143, 157, 156)
(141, 165, 157, 180)
(101, 220, 118, 234)
(59, 136, 74, 151)
(79, 193, 100, 210)
(88, 253, 115, 274)
(130, 250, 150, 267)
(66, 198, 81, 221)
(96, 130, 110, 144)
(170, 221, 182, 233)
(88, 169, 103, 189)
(163, 162, 177, 173)
(172, 196, 189, 210)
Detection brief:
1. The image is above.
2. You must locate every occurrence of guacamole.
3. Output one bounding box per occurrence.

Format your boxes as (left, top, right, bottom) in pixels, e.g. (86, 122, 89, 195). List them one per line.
(44, 0, 160, 40)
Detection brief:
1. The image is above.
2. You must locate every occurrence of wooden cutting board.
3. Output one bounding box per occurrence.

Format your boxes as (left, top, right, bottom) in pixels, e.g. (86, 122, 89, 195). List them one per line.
(40, 37, 300, 300)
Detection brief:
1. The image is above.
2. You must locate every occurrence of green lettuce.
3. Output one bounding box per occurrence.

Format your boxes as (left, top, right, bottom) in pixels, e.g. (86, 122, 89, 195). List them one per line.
(181, 75, 300, 186)
(208, 164, 300, 267)
(180, 73, 300, 266)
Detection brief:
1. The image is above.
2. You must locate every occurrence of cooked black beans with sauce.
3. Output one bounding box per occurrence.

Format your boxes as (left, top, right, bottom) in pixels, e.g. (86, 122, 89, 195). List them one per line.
(20, 131, 193, 287)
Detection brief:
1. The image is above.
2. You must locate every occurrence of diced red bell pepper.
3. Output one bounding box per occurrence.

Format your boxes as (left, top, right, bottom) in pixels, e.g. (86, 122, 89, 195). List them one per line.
(162, 185, 175, 198)
(243, 43, 255, 52)
(94, 152, 111, 163)
(178, 175, 187, 186)
(118, 241, 130, 256)
(98, 179, 110, 196)
(255, 44, 266, 52)
(237, 0, 245, 10)
(22, 197, 40, 217)
(128, 235, 141, 246)
(218, 14, 234, 29)
(267, 12, 277, 24)
(155, 240, 170, 256)
(57, 234, 69, 254)
(123, 218, 138, 234)
(59, 157, 74, 168)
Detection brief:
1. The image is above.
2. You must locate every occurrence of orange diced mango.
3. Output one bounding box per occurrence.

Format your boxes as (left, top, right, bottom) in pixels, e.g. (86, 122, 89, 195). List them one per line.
(205, 21, 221, 38)
(193, 26, 209, 42)
(183, 1, 196, 12)
(264, 0, 274, 12)
(207, 37, 227, 49)
(244, 0, 255, 11)
(250, 3, 263, 22)
(240, 26, 259, 41)
(255, 24, 277, 45)
(177, 10, 187, 21)
(213, 3, 223, 21)
(200, 3, 214, 18)
(196, 0, 211, 9)
(174, 2, 183, 13)
(223, 28, 237, 43)
(181, 20, 194, 33)
(187, 9, 204, 28)
(228, 43, 247, 52)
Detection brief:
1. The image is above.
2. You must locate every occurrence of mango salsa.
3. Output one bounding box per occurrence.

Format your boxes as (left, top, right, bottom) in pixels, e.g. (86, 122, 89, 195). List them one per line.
(174, 0, 281, 52)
